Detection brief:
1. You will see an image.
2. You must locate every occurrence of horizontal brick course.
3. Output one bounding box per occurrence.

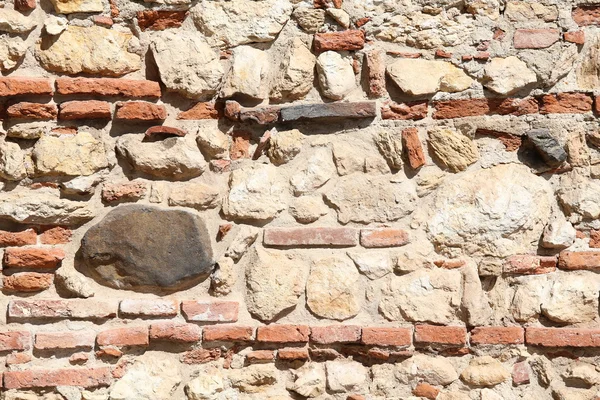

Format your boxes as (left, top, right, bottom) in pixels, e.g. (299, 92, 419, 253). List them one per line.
(97, 326, 149, 347)
(119, 299, 178, 317)
(8, 300, 116, 320)
(381, 101, 427, 120)
(6, 102, 58, 120)
(3, 248, 65, 269)
(0, 229, 37, 247)
(203, 325, 254, 342)
(35, 331, 96, 350)
(313, 30, 365, 52)
(471, 327, 524, 345)
(0, 77, 53, 96)
(539, 93, 593, 114)
(115, 101, 167, 121)
(360, 228, 409, 248)
(0, 331, 31, 351)
(4, 367, 112, 389)
(278, 347, 309, 361)
(263, 227, 358, 247)
(149, 322, 201, 343)
(361, 327, 412, 347)
(256, 325, 310, 343)
(526, 327, 600, 347)
(55, 78, 161, 98)
(181, 301, 239, 322)
(3, 272, 53, 292)
(310, 325, 361, 344)
(414, 324, 467, 346)
(558, 251, 600, 270)
(280, 102, 376, 122)
(573, 5, 600, 26)
(59, 100, 111, 120)
(503, 255, 557, 275)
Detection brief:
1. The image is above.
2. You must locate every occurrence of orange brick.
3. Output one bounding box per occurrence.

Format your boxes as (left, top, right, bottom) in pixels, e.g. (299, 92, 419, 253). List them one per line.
(361, 327, 412, 347)
(246, 350, 275, 363)
(471, 327, 524, 345)
(181, 301, 239, 322)
(4, 367, 112, 389)
(263, 227, 358, 247)
(278, 347, 309, 361)
(115, 101, 166, 121)
(558, 251, 600, 270)
(0, 229, 37, 247)
(3, 248, 65, 269)
(55, 78, 160, 98)
(203, 325, 254, 342)
(414, 324, 467, 346)
(360, 228, 410, 248)
(310, 326, 361, 344)
(3, 272, 53, 292)
(39, 227, 72, 245)
(149, 322, 201, 343)
(96, 326, 148, 347)
(526, 327, 600, 347)
(35, 331, 96, 350)
(0, 77, 53, 96)
(0, 331, 31, 351)
(256, 325, 310, 343)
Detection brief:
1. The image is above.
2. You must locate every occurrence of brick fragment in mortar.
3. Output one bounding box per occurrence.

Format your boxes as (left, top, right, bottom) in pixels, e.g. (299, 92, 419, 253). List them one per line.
(280, 102, 376, 122)
(79, 204, 214, 292)
(525, 129, 567, 167)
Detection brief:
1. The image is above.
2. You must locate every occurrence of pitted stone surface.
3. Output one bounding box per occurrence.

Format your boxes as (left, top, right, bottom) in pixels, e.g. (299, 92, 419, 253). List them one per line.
(80, 205, 213, 291)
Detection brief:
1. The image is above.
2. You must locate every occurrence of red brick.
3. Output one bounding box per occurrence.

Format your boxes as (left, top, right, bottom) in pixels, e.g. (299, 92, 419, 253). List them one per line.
(119, 299, 178, 317)
(564, 30, 585, 44)
(435, 49, 452, 58)
(0, 331, 31, 351)
(0, 229, 37, 247)
(366, 49, 386, 97)
(413, 382, 440, 400)
(93, 15, 113, 27)
(311, 325, 361, 344)
(145, 126, 186, 138)
(278, 347, 309, 361)
(6, 102, 57, 120)
(433, 98, 491, 119)
(591, 230, 600, 248)
(203, 326, 254, 342)
(313, 30, 365, 52)
(558, 251, 600, 271)
(314, 0, 342, 7)
(402, 128, 426, 169)
(69, 352, 89, 364)
(503, 255, 557, 275)
(8, 300, 116, 320)
(514, 28, 559, 49)
(181, 301, 239, 322)
(361, 327, 412, 347)
(59, 100, 111, 120)
(35, 331, 95, 350)
(181, 348, 221, 364)
(55, 78, 161, 98)
(540, 93, 593, 114)
(6, 352, 32, 365)
(149, 322, 201, 343)
(471, 327, 524, 345)
(137, 10, 187, 31)
(4, 367, 112, 389)
(97, 326, 148, 347)
(230, 131, 251, 160)
(3, 248, 65, 269)
(360, 228, 409, 248)
(247, 350, 275, 363)
(433, 259, 466, 269)
(573, 6, 600, 26)
(224, 100, 241, 120)
(14, 0, 36, 11)
(101, 182, 147, 203)
(526, 327, 600, 347)
(39, 227, 72, 245)
(0, 77, 53, 96)
(263, 227, 358, 247)
(381, 101, 427, 120)
(495, 97, 539, 116)
(414, 324, 467, 346)
(3, 272, 53, 292)
(477, 129, 522, 151)
(512, 361, 530, 385)
(177, 102, 223, 120)
(256, 325, 310, 343)
(96, 347, 122, 359)
(115, 101, 166, 121)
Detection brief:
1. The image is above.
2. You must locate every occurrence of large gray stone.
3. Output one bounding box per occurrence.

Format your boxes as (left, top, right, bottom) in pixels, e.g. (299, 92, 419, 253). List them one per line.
(80, 205, 214, 292)
(526, 129, 567, 167)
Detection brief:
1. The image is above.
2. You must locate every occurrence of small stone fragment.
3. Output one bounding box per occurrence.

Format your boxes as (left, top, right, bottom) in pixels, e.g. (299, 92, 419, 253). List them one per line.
(55, 268, 95, 298)
(0, 8, 36, 33)
(374, 131, 403, 170)
(0, 140, 27, 181)
(542, 219, 576, 249)
(428, 128, 478, 172)
(270, 38, 316, 101)
(347, 251, 392, 279)
(44, 16, 68, 35)
(48, 0, 103, 13)
(292, 7, 325, 33)
(290, 147, 336, 195)
(289, 363, 326, 398)
(268, 129, 304, 165)
(325, 361, 367, 392)
(289, 195, 329, 224)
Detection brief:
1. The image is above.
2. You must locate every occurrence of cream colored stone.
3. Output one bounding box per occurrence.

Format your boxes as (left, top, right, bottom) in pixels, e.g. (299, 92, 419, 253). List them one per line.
(483, 57, 537, 95)
(289, 195, 328, 224)
(221, 46, 269, 100)
(327, 8, 350, 28)
(542, 219, 576, 249)
(564, 362, 600, 386)
(401, 355, 459, 386)
(380, 268, 462, 324)
(55, 268, 95, 298)
(6, 123, 47, 140)
(49, 0, 103, 13)
(197, 128, 229, 159)
(427, 128, 478, 172)
(0, 8, 36, 33)
(333, 140, 366, 175)
(325, 361, 367, 392)
(541, 273, 599, 324)
(292, 7, 325, 33)
(0, 36, 28, 71)
(461, 263, 492, 326)
(510, 275, 549, 322)
(270, 38, 316, 101)
(36, 26, 140, 76)
(289, 363, 326, 398)
(225, 225, 260, 262)
(245, 247, 305, 322)
(211, 256, 235, 297)
(44, 16, 68, 35)
(306, 256, 361, 321)
(224, 163, 286, 221)
(0, 140, 26, 181)
(151, 31, 223, 99)
(168, 183, 221, 210)
(460, 356, 509, 387)
(0, 191, 95, 225)
(374, 131, 403, 170)
(465, 0, 500, 19)
(505, 2, 558, 22)
(32, 132, 108, 177)
(290, 147, 336, 195)
(387, 59, 472, 96)
(557, 171, 600, 221)
(316, 51, 356, 100)
(186, 365, 224, 399)
(229, 364, 278, 393)
(347, 251, 393, 280)
(268, 129, 304, 165)
(192, 0, 293, 48)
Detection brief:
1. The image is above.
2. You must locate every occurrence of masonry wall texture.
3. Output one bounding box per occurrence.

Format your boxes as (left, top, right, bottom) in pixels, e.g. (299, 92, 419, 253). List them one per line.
(2, 0, 600, 399)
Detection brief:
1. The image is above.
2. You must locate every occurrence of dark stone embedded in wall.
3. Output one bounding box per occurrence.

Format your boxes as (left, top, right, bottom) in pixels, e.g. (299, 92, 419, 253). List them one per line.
(79, 205, 213, 292)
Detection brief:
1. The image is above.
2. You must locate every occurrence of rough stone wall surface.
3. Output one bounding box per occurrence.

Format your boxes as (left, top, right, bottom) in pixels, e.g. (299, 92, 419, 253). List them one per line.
(2, 0, 600, 399)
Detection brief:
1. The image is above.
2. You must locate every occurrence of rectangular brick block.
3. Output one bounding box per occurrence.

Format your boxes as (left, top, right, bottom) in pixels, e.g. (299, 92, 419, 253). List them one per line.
(0, 77, 53, 96)
(0, 229, 37, 247)
(280, 102, 376, 122)
(247, 350, 275, 363)
(278, 347, 309, 361)
(137, 10, 186, 31)
(39, 227, 72, 245)
(313, 30, 365, 52)
(4, 248, 65, 269)
(513, 28, 559, 49)
(381, 101, 427, 121)
(4, 367, 112, 389)
(181, 301, 239, 322)
(539, 93, 593, 114)
(115, 101, 166, 121)
(573, 6, 600, 26)
(149, 322, 201, 343)
(402, 128, 426, 169)
(97, 326, 149, 347)
(558, 251, 600, 270)
(471, 326, 524, 345)
(311, 325, 361, 344)
(526, 327, 600, 347)
(263, 227, 358, 247)
(55, 78, 161, 98)
(0, 331, 31, 351)
(177, 102, 223, 120)
(35, 331, 96, 350)
(360, 228, 409, 248)
(203, 325, 254, 342)
(432, 98, 491, 119)
(8, 300, 116, 320)
(256, 325, 310, 343)
(6, 102, 58, 120)
(503, 255, 557, 275)
(3, 272, 53, 292)
(414, 324, 467, 346)
(119, 299, 178, 317)
(59, 100, 112, 120)
(361, 327, 412, 347)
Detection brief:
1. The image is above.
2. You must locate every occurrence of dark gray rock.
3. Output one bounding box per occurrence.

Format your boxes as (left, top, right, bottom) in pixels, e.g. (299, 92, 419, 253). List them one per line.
(280, 101, 376, 122)
(79, 205, 214, 292)
(526, 129, 567, 167)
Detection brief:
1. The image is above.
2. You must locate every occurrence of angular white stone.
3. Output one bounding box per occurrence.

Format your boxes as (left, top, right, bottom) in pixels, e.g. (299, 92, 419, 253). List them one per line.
(0, 36, 28, 72)
(347, 251, 393, 280)
(325, 361, 367, 393)
(289, 363, 326, 398)
(221, 46, 269, 100)
(290, 147, 336, 195)
(316, 51, 356, 100)
(387, 59, 472, 96)
(44, 16, 68, 35)
(49, 0, 104, 13)
(271, 38, 316, 101)
(0, 8, 36, 33)
(483, 56, 537, 95)
(0, 191, 95, 225)
(400, 355, 459, 386)
(542, 219, 576, 249)
(0, 140, 26, 181)
(541, 273, 599, 324)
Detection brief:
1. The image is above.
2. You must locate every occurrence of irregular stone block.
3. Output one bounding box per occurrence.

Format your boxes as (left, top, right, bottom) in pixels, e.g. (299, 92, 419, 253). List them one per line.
(280, 101, 376, 122)
(526, 129, 567, 167)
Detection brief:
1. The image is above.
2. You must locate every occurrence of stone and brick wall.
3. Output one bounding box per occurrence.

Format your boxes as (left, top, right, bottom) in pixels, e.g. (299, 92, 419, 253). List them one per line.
(2, 0, 600, 398)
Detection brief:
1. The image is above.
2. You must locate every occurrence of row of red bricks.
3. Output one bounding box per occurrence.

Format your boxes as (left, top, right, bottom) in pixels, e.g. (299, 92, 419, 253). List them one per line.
(0, 324, 597, 353)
